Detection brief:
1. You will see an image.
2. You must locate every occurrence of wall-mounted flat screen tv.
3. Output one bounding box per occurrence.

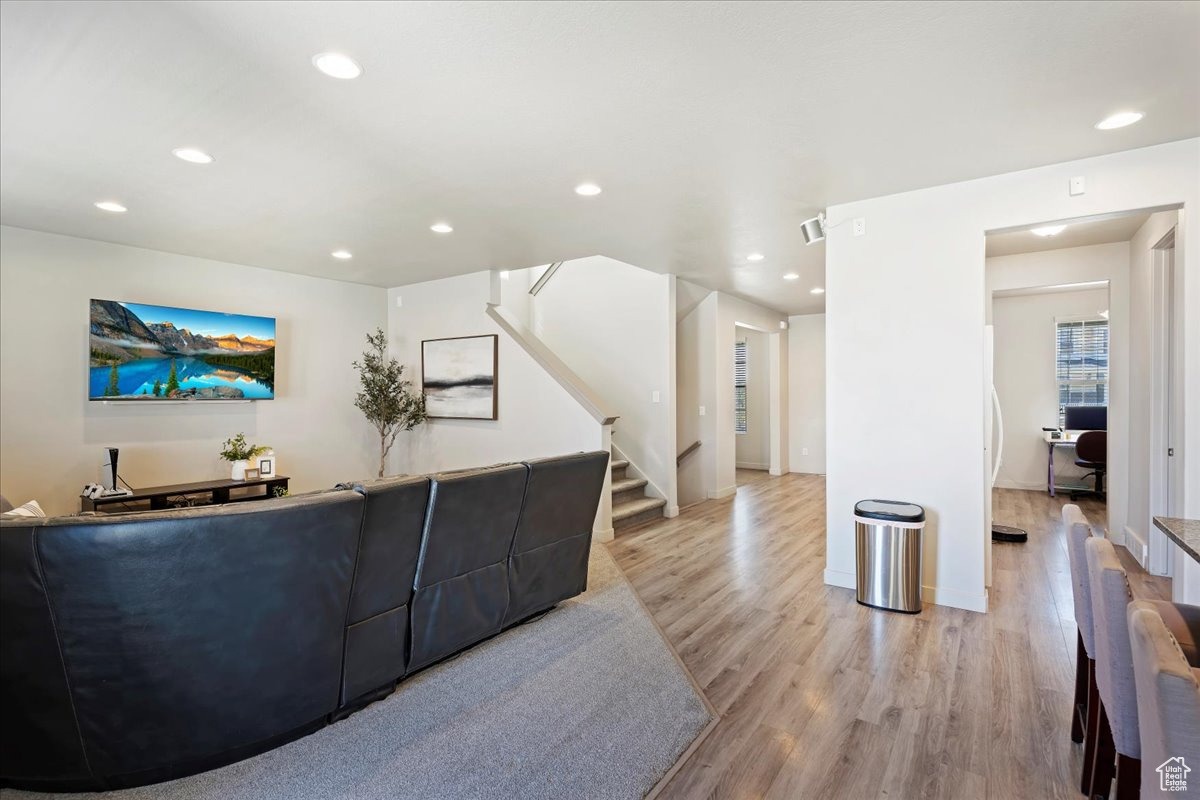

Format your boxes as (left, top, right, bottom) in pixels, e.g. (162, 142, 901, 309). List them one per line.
(89, 299, 276, 401)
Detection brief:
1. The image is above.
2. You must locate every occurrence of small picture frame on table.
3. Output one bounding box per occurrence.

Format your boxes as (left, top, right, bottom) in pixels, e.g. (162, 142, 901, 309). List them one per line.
(243, 467, 261, 481)
(258, 455, 275, 476)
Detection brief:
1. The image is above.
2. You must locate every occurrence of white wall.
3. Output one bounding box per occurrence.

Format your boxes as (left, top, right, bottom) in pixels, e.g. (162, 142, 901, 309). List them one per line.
(0, 226, 386, 516)
(788, 313, 826, 474)
(530, 256, 678, 513)
(386, 271, 605, 478)
(825, 138, 1200, 613)
(991, 287, 1110, 489)
(986, 240, 1131, 542)
(735, 328, 771, 470)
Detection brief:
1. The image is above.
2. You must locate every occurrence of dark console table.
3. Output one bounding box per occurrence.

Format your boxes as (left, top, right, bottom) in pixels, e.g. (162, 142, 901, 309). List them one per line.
(81, 476, 290, 513)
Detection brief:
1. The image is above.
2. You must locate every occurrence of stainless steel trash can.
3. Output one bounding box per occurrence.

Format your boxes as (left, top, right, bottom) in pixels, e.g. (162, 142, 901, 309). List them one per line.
(854, 499, 926, 613)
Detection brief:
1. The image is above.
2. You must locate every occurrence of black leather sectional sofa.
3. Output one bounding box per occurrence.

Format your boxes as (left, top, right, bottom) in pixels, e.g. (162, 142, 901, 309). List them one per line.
(0, 451, 609, 792)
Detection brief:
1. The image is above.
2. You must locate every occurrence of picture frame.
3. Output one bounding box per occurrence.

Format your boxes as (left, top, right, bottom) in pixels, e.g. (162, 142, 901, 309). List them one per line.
(243, 467, 261, 481)
(258, 455, 274, 476)
(421, 334, 498, 420)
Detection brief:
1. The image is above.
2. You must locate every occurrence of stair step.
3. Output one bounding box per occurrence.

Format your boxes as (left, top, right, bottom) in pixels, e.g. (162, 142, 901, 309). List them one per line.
(610, 477, 648, 494)
(612, 496, 667, 532)
(610, 459, 629, 471)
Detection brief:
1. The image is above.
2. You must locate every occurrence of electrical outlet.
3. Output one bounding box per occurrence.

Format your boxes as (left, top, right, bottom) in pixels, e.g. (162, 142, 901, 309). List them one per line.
(853, 217, 866, 237)
(652, 390, 661, 404)
(699, 406, 706, 416)
(1069, 176, 1086, 196)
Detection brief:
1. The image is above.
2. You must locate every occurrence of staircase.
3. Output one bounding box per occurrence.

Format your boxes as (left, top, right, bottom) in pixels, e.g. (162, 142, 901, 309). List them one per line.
(610, 456, 667, 534)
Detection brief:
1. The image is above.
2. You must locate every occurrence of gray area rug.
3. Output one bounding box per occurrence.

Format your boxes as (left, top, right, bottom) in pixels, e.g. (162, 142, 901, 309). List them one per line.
(5, 545, 711, 800)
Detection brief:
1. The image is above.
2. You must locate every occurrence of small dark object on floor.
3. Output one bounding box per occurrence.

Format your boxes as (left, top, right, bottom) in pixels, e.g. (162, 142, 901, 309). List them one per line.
(992, 524, 1028, 543)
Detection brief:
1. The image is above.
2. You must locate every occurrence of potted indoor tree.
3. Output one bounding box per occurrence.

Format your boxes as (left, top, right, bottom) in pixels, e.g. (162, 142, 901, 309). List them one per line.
(353, 328, 427, 478)
(220, 433, 269, 480)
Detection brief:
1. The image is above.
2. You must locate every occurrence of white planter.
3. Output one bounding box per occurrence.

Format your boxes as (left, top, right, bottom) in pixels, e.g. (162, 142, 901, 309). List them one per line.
(230, 459, 250, 481)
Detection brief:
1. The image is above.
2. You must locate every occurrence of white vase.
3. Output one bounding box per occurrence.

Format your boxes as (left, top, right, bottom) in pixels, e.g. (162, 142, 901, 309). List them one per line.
(230, 459, 250, 481)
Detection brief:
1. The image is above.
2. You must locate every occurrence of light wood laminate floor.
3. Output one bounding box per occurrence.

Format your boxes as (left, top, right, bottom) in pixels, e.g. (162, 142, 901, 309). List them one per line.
(609, 473, 1168, 800)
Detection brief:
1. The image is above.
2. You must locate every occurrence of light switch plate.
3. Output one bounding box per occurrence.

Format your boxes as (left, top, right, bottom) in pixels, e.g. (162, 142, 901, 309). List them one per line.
(699, 406, 706, 416)
(395, 295, 402, 307)
(652, 390, 661, 403)
(1069, 176, 1086, 196)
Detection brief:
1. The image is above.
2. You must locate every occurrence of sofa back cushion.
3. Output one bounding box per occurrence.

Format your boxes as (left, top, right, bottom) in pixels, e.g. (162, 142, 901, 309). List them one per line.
(6, 491, 363, 779)
(338, 476, 430, 706)
(408, 463, 528, 672)
(413, 464, 528, 589)
(347, 476, 430, 623)
(502, 451, 608, 627)
(511, 451, 608, 554)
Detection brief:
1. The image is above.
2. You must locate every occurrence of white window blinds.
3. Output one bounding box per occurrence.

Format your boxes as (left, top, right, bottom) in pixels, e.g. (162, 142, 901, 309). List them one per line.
(1055, 318, 1108, 426)
(734, 341, 748, 434)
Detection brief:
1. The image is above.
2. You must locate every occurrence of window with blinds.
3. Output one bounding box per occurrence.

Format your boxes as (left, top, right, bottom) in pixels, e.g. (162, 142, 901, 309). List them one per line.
(734, 341, 748, 434)
(1056, 318, 1108, 426)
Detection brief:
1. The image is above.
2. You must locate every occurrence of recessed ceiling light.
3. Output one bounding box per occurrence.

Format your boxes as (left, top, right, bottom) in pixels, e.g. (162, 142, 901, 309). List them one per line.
(172, 147, 214, 164)
(810, 287, 825, 294)
(747, 253, 765, 262)
(312, 52, 363, 80)
(783, 273, 799, 280)
(574, 183, 602, 196)
(94, 201, 127, 213)
(331, 249, 353, 260)
(430, 223, 453, 234)
(1031, 224, 1067, 237)
(1095, 111, 1143, 130)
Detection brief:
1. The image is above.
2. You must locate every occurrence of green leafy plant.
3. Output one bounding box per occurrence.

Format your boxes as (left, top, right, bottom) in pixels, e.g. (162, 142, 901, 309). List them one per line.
(272, 486, 289, 498)
(353, 328, 427, 478)
(219, 432, 269, 462)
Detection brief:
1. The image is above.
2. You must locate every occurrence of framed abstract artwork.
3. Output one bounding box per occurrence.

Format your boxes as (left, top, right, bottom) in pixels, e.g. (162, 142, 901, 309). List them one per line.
(421, 334, 498, 420)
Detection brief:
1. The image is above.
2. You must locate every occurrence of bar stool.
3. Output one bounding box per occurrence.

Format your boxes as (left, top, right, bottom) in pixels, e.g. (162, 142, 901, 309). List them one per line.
(1085, 537, 1200, 799)
(1063, 504, 1101, 791)
(1127, 601, 1200, 796)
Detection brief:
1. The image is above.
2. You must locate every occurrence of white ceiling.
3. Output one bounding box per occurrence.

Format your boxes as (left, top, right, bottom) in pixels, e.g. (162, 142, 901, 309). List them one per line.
(2, 1, 1198, 314)
(985, 211, 1153, 258)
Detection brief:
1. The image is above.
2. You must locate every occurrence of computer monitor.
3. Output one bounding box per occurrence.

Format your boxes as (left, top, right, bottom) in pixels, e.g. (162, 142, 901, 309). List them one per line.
(1064, 405, 1107, 431)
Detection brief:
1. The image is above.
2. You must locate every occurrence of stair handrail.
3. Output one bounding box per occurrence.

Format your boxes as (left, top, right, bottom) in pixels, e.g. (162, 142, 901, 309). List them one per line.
(485, 303, 619, 425)
(677, 440, 701, 465)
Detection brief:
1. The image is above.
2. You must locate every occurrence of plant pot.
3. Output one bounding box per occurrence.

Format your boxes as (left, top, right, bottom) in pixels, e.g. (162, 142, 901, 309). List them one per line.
(230, 459, 250, 481)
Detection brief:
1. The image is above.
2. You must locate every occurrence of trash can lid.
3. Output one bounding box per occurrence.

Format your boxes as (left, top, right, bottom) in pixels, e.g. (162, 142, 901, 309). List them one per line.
(854, 499, 925, 523)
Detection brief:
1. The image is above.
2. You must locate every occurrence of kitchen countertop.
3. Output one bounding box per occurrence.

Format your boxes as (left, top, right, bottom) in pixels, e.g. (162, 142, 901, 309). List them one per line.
(1154, 517, 1200, 563)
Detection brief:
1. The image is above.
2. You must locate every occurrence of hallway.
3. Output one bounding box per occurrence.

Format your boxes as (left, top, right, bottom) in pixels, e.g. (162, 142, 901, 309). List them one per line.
(609, 475, 1165, 799)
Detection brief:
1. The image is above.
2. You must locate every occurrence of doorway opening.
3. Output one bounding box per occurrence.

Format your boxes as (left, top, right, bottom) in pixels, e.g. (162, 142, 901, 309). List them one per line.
(982, 205, 1183, 589)
(734, 324, 771, 486)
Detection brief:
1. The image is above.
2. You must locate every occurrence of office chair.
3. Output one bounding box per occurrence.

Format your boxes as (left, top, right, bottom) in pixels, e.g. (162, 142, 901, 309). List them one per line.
(1070, 430, 1107, 500)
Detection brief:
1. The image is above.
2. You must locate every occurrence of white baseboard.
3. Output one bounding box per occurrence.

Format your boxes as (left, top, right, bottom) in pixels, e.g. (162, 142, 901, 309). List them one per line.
(665, 504, 680, 518)
(1124, 526, 1148, 568)
(736, 461, 770, 470)
(921, 585, 988, 613)
(824, 568, 856, 590)
(824, 568, 988, 613)
(769, 467, 784, 476)
(708, 485, 737, 500)
(592, 527, 614, 543)
(994, 479, 1049, 491)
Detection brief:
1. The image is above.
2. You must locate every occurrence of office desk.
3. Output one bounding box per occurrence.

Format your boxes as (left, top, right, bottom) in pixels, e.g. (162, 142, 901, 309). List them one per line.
(1043, 431, 1086, 497)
